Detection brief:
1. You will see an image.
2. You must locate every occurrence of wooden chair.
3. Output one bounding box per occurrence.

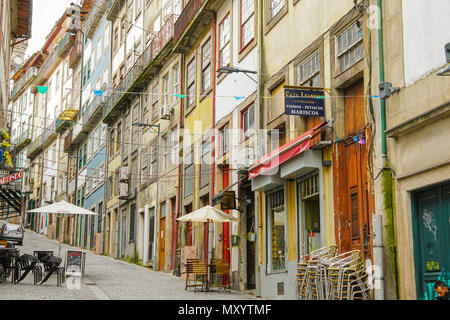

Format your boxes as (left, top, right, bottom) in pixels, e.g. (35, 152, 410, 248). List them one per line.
(185, 259, 208, 292)
(209, 259, 230, 292)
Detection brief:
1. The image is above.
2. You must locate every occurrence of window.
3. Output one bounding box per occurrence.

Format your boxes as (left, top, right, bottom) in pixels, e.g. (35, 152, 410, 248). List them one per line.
(201, 38, 212, 92)
(152, 83, 159, 120)
(116, 122, 121, 153)
(337, 20, 363, 73)
(219, 124, 229, 156)
(200, 139, 210, 188)
(109, 128, 115, 158)
(162, 134, 169, 172)
(150, 143, 158, 180)
(162, 0, 172, 21)
(184, 150, 193, 197)
(135, 0, 142, 19)
(104, 23, 111, 52)
(173, 64, 180, 101)
(162, 75, 169, 106)
(299, 51, 320, 87)
(97, 202, 103, 234)
(219, 14, 231, 68)
(269, 0, 285, 19)
(266, 188, 285, 271)
(160, 202, 166, 218)
(141, 146, 148, 184)
(186, 58, 196, 107)
(127, 0, 134, 30)
(268, 81, 285, 121)
(241, 0, 255, 49)
(242, 105, 255, 138)
(113, 24, 119, 53)
(174, 0, 182, 15)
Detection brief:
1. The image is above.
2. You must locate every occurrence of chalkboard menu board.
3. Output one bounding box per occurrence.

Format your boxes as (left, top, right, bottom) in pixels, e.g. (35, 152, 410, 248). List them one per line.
(66, 250, 83, 274)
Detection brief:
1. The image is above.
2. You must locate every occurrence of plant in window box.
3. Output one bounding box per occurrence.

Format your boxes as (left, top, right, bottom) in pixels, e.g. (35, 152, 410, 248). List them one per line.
(0, 129, 13, 168)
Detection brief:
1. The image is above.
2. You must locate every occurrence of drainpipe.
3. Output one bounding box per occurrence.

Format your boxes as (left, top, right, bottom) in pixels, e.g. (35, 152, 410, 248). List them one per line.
(375, 0, 398, 300)
(209, 11, 217, 263)
(255, 0, 264, 298)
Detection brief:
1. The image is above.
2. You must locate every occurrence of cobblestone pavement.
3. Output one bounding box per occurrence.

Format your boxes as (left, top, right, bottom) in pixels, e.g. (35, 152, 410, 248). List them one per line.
(0, 228, 260, 300)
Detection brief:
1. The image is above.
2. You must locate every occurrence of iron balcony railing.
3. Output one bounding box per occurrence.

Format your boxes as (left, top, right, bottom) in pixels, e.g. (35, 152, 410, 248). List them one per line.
(27, 135, 42, 158)
(106, 0, 125, 21)
(82, 94, 107, 129)
(57, 32, 75, 58)
(85, 0, 107, 39)
(174, 0, 205, 44)
(69, 33, 82, 69)
(40, 119, 57, 147)
(10, 67, 37, 99)
(14, 129, 31, 150)
(103, 15, 176, 121)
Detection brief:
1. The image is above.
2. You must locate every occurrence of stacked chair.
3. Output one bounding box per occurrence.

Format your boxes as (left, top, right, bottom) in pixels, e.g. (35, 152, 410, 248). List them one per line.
(297, 246, 371, 300)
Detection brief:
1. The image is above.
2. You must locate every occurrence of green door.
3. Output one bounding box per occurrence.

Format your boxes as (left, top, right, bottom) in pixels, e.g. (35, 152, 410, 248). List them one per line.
(413, 183, 450, 300)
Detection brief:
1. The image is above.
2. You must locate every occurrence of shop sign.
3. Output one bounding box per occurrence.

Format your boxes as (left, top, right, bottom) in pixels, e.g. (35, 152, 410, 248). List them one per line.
(284, 87, 325, 117)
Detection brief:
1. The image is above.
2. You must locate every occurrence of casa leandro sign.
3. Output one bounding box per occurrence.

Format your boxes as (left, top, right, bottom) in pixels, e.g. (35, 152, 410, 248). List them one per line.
(284, 87, 325, 117)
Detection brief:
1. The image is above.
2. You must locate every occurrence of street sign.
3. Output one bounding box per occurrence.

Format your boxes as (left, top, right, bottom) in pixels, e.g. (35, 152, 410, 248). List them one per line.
(284, 87, 325, 117)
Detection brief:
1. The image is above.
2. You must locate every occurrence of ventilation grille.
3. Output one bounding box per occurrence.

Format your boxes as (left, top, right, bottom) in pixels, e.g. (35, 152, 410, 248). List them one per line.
(277, 282, 284, 296)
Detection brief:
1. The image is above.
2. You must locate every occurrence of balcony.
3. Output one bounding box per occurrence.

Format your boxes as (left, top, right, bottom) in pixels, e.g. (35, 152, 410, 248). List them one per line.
(106, 0, 125, 21)
(27, 136, 42, 159)
(69, 118, 87, 148)
(55, 107, 78, 133)
(57, 32, 76, 58)
(40, 119, 57, 148)
(69, 33, 82, 69)
(10, 67, 37, 100)
(14, 129, 31, 152)
(32, 49, 61, 93)
(173, 0, 208, 48)
(85, 0, 107, 39)
(103, 15, 176, 124)
(64, 129, 73, 152)
(82, 94, 107, 132)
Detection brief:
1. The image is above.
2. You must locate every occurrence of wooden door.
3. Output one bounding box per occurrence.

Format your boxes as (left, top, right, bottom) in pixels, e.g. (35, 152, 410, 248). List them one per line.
(333, 80, 373, 258)
(159, 217, 166, 270)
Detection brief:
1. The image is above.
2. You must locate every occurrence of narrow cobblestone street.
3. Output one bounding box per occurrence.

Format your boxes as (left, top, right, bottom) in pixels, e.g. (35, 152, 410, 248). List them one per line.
(0, 229, 260, 300)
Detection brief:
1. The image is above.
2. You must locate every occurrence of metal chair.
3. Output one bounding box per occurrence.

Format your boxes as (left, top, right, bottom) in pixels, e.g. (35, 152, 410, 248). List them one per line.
(40, 255, 65, 286)
(0, 248, 19, 283)
(15, 254, 42, 285)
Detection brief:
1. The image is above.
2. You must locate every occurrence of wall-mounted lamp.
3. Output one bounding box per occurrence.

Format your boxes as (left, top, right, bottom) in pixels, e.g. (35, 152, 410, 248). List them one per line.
(437, 42, 450, 76)
(378, 82, 400, 100)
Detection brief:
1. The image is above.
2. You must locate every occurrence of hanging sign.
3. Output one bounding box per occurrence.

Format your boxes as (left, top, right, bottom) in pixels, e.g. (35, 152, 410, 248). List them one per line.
(284, 87, 325, 117)
(0, 171, 23, 186)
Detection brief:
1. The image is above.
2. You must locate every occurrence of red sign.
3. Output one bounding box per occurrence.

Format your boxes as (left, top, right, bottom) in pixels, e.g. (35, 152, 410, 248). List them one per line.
(0, 171, 23, 186)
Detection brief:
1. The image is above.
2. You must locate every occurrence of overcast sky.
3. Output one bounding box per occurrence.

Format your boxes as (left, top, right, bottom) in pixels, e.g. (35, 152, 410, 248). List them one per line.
(25, 0, 78, 58)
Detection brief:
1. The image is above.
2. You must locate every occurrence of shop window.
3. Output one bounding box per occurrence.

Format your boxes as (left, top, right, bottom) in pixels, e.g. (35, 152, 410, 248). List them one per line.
(266, 188, 285, 272)
(298, 173, 320, 255)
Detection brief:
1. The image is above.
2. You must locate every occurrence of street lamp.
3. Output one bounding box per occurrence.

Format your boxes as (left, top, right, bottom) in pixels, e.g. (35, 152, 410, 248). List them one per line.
(132, 122, 160, 266)
(217, 66, 257, 83)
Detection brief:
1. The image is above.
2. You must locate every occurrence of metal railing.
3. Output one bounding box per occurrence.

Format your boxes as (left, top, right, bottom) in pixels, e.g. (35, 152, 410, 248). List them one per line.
(57, 32, 75, 58)
(174, 0, 205, 44)
(103, 15, 176, 120)
(40, 119, 57, 146)
(85, 0, 107, 38)
(82, 94, 106, 128)
(27, 135, 42, 157)
(10, 67, 37, 99)
(14, 129, 31, 148)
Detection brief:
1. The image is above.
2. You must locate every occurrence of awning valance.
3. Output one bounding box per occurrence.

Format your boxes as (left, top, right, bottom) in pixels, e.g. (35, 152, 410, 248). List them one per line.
(248, 121, 329, 180)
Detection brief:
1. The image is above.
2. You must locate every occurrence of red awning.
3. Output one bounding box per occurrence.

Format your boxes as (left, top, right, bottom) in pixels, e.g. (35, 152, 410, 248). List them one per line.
(248, 121, 329, 180)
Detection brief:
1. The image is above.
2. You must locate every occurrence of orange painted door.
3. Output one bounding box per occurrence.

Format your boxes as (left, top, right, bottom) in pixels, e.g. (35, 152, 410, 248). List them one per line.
(159, 217, 166, 270)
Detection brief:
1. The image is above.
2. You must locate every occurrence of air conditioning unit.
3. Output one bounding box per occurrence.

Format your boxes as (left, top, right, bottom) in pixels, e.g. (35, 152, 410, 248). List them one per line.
(160, 105, 173, 120)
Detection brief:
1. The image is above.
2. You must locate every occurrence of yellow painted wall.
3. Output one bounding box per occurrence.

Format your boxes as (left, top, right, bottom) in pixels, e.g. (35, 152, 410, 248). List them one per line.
(286, 181, 297, 262)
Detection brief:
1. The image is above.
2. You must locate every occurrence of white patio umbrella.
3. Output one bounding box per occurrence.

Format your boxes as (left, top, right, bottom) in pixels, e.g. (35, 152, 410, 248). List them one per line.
(28, 200, 97, 256)
(177, 205, 239, 223)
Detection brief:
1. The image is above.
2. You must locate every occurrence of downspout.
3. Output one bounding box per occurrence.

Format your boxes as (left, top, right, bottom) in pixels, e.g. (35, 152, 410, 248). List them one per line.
(209, 12, 217, 263)
(375, 0, 398, 299)
(173, 53, 183, 273)
(255, 0, 264, 298)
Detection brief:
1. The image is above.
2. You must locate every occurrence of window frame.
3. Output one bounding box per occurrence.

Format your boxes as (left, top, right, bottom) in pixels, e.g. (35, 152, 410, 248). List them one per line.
(218, 13, 231, 69)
